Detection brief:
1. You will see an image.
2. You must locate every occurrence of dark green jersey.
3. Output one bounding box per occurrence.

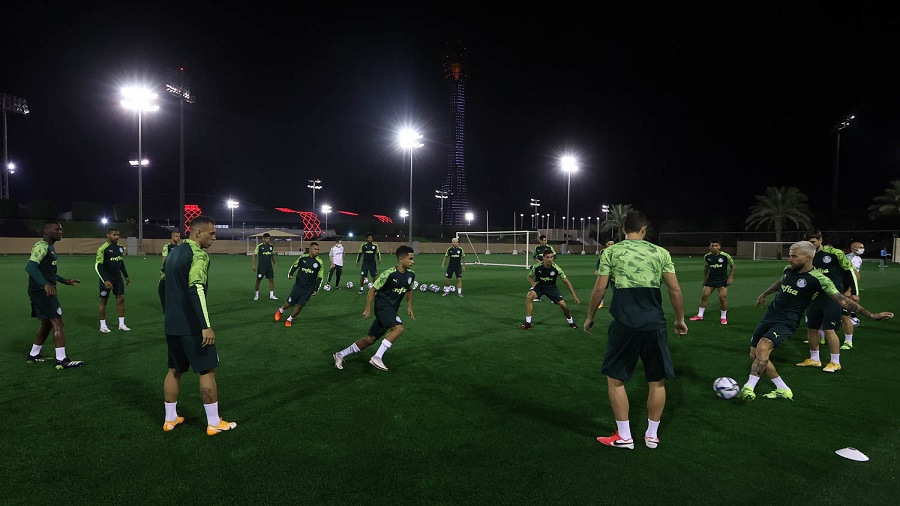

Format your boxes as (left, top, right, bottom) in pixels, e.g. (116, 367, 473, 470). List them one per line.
(444, 246, 465, 267)
(254, 242, 276, 270)
(164, 239, 212, 336)
(357, 242, 381, 264)
(813, 246, 854, 293)
(704, 252, 734, 284)
(95, 241, 129, 282)
(373, 267, 416, 310)
(528, 262, 568, 288)
(288, 254, 325, 290)
(762, 266, 838, 327)
(26, 240, 64, 289)
(597, 240, 675, 331)
(159, 241, 178, 281)
(534, 244, 557, 262)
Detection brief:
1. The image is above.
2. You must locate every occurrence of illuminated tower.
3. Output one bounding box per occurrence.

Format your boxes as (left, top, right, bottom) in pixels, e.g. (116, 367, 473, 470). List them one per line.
(440, 39, 470, 226)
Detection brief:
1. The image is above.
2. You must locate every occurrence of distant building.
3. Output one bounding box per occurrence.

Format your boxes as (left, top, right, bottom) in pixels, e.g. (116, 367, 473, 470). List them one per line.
(440, 39, 470, 227)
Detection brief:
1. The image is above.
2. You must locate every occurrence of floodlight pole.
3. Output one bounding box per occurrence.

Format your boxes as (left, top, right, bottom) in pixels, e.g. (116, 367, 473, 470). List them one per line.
(831, 113, 854, 214)
(399, 130, 423, 242)
(166, 68, 196, 234)
(435, 189, 449, 238)
(561, 157, 577, 253)
(121, 87, 158, 254)
(1, 93, 29, 200)
(529, 198, 540, 229)
(307, 179, 322, 213)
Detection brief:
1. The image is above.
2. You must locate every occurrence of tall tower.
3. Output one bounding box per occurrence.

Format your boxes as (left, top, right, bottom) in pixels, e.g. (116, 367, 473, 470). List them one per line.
(441, 39, 470, 227)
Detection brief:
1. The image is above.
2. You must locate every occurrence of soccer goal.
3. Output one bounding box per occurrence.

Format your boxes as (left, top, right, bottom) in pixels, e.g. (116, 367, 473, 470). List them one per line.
(752, 241, 796, 260)
(457, 230, 539, 268)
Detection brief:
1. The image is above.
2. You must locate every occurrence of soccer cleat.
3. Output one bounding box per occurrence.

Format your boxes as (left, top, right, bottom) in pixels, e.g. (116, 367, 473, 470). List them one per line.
(118, 325, 131, 331)
(720, 318, 728, 325)
(596, 432, 635, 450)
(569, 322, 578, 329)
(26, 353, 47, 363)
(534, 297, 543, 302)
(689, 315, 703, 321)
(762, 388, 793, 400)
(253, 294, 259, 301)
(274, 310, 282, 321)
(598, 302, 604, 309)
(644, 435, 660, 449)
(840, 342, 854, 350)
(285, 320, 292, 328)
(332, 352, 343, 370)
(369, 356, 388, 371)
(458, 293, 463, 298)
(99, 327, 111, 333)
(358, 288, 364, 295)
(820, 337, 826, 345)
(739, 386, 756, 400)
(162, 416, 185, 432)
(519, 322, 532, 330)
(442, 291, 449, 297)
(55, 357, 85, 369)
(823, 362, 842, 373)
(206, 418, 237, 436)
(796, 358, 822, 367)
(269, 295, 278, 300)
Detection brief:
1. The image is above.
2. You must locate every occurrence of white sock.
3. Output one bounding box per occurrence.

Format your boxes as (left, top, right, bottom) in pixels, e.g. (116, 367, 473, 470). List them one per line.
(772, 376, 789, 390)
(745, 374, 760, 389)
(646, 419, 660, 439)
(339, 343, 360, 358)
(697, 307, 706, 317)
(100, 320, 108, 329)
(721, 310, 727, 319)
(615, 420, 632, 441)
(830, 353, 840, 365)
(277, 307, 284, 314)
(30, 344, 42, 356)
(165, 402, 178, 421)
(55, 347, 66, 361)
(270, 291, 275, 297)
(525, 316, 532, 323)
(374, 339, 392, 359)
(458, 288, 462, 295)
(818, 329, 825, 339)
(566, 317, 574, 324)
(286, 316, 293, 322)
(203, 402, 220, 426)
(118, 317, 125, 326)
(844, 334, 853, 344)
(811, 350, 820, 362)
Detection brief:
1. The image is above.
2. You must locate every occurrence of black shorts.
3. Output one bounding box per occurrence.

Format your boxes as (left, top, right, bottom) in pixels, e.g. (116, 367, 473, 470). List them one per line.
(531, 285, 563, 304)
(287, 284, 315, 307)
(367, 306, 402, 339)
(703, 279, 728, 289)
(750, 319, 797, 348)
(601, 320, 674, 383)
(805, 297, 842, 331)
(445, 266, 463, 279)
(360, 262, 377, 278)
(29, 288, 62, 320)
(167, 334, 220, 373)
(99, 277, 125, 298)
(256, 266, 274, 280)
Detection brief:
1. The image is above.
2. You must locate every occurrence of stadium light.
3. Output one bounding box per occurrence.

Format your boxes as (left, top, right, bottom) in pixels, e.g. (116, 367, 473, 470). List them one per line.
(101, 217, 109, 225)
(307, 179, 322, 213)
(832, 113, 855, 213)
(530, 198, 540, 228)
(602, 203, 611, 240)
(399, 129, 423, 242)
(561, 156, 578, 253)
(166, 68, 196, 234)
(465, 211, 474, 228)
(321, 204, 332, 232)
(1, 93, 29, 200)
(227, 199, 239, 235)
(399, 208, 408, 224)
(435, 189, 450, 238)
(519, 213, 524, 230)
(121, 86, 159, 253)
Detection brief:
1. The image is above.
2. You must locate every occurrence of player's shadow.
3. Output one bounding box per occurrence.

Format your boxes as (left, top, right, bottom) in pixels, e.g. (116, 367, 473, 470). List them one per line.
(469, 384, 598, 437)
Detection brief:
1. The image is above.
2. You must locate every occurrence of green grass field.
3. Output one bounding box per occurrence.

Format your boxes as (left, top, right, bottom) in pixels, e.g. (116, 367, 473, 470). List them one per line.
(1, 251, 897, 504)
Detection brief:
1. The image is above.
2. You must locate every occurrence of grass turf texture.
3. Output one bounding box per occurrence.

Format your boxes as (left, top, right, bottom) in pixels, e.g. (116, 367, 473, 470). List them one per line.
(1, 252, 897, 504)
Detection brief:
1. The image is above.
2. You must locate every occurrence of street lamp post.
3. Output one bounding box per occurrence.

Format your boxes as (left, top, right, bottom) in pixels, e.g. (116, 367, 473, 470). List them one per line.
(602, 204, 611, 240)
(165, 68, 195, 234)
(530, 198, 540, 228)
(399, 129, 423, 243)
(595, 216, 601, 253)
(561, 156, 578, 253)
(227, 200, 239, 237)
(435, 189, 449, 238)
(321, 204, 332, 233)
(307, 179, 322, 213)
(400, 209, 408, 224)
(1, 93, 29, 200)
(465, 211, 473, 228)
(581, 217, 586, 254)
(121, 87, 159, 253)
(832, 113, 855, 213)
(519, 213, 524, 230)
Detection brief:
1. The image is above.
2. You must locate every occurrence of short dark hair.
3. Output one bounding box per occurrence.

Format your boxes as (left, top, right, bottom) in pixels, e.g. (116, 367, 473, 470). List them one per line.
(107, 227, 119, 234)
(396, 245, 414, 258)
(310, 242, 319, 248)
(366, 233, 374, 239)
(539, 234, 547, 240)
(710, 239, 721, 245)
(805, 230, 823, 241)
(43, 221, 61, 230)
(622, 211, 648, 234)
(263, 233, 271, 238)
(190, 215, 216, 230)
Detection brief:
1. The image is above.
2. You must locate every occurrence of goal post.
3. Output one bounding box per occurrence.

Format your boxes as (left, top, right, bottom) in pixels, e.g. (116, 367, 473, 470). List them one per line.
(752, 241, 796, 261)
(456, 230, 538, 268)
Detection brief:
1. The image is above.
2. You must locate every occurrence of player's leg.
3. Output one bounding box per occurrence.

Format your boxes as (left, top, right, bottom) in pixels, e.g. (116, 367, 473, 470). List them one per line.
(115, 290, 129, 330)
(369, 315, 404, 371)
(98, 286, 110, 331)
(691, 286, 714, 320)
(520, 289, 537, 328)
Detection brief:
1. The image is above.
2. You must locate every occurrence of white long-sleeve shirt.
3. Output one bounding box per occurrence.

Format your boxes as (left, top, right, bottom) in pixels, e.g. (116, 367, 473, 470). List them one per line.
(330, 243, 345, 267)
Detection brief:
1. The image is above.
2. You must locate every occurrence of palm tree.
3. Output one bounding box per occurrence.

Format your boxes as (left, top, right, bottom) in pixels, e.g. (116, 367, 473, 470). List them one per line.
(867, 180, 900, 219)
(600, 204, 634, 241)
(745, 186, 813, 242)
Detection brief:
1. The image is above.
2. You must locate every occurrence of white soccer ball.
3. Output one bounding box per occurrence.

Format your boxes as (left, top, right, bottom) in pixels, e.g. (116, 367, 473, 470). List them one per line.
(367, 282, 374, 289)
(419, 284, 428, 292)
(713, 377, 740, 399)
(430, 284, 440, 293)
(850, 316, 860, 328)
(448, 285, 456, 292)
(412, 281, 419, 290)
(363, 277, 369, 284)
(323, 283, 331, 292)
(346, 281, 354, 289)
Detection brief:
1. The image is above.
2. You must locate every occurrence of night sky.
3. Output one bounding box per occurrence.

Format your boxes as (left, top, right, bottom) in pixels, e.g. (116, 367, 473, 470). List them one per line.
(3, 4, 899, 230)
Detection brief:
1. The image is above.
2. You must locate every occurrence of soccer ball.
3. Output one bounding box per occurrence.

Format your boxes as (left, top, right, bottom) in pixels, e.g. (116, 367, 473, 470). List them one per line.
(443, 285, 452, 294)
(850, 316, 860, 328)
(430, 284, 440, 293)
(419, 283, 428, 292)
(346, 281, 354, 289)
(323, 283, 331, 292)
(367, 282, 374, 289)
(412, 281, 419, 290)
(448, 285, 456, 292)
(363, 277, 369, 284)
(713, 377, 740, 399)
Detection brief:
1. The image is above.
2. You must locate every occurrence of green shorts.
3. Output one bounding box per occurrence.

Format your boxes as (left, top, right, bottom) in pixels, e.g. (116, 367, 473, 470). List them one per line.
(166, 334, 220, 373)
(29, 288, 62, 319)
(367, 306, 402, 339)
(601, 320, 674, 383)
(287, 283, 315, 307)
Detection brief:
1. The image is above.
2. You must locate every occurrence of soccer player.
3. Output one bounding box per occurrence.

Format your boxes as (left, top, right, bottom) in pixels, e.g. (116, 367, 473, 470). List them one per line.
(796, 230, 858, 372)
(840, 242, 865, 349)
(738, 240, 892, 401)
(688, 240, 735, 325)
(25, 221, 84, 369)
(333, 245, 416, 372)
(356, 233, 381, 295)
(326, 238, 345, 288)
(252, 232, 278, 300)
(519, 250, 580, 329)
(583, 211, 686, 450)
(594, 239, 616, 309)
(274, 242, 324, 327)
(879, 246, 890, 268)
(162, 215, 236, 436)
(95, 227, 131, 332)
(533, 234, 557, 264)
(441, 237, 466, 297)
(158, 231, 182, 312)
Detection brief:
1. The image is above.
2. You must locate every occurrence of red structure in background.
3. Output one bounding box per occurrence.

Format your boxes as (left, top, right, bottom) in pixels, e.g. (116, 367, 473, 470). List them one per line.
(276, 208, 320, 238)
(184, 204, 202, 233)
(373, 214, 393, 223)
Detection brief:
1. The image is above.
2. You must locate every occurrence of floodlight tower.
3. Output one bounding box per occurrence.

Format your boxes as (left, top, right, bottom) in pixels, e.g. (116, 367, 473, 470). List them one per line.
(529, 198, 540, 228)
(399, 129, 423, 242)
(1, 93, 29, 200)
(831, 113, 855, 213)
(307, 179, 322, 212)
(165, 68, 196, 234)
(435, 189, 450, 238)
(121, 87, 159, 252)
(321, 204, 332, 232)
(561, 156, 578, 252)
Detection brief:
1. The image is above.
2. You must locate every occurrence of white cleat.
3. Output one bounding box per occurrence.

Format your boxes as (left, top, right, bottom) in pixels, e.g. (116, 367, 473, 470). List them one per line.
(99, 327, 111, 333)
(332, 353, 343, 370)
(118, 325, 131, 331)
(369, 356, 388, 371)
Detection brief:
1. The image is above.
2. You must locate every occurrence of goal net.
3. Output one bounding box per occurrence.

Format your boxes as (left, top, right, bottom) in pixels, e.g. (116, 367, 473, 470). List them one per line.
(457, 230, 539, 268)
(752, 241, 796, 261)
